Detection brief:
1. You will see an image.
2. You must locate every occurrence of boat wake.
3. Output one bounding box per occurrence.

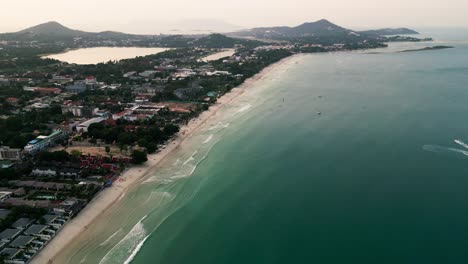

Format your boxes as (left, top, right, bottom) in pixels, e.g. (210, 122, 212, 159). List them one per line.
(454, 139, 468, 149)
(422, 144, 468, 156)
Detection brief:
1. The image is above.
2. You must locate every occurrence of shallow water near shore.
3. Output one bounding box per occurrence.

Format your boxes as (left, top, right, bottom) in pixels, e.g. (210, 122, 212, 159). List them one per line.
(53, 31, 468, 264)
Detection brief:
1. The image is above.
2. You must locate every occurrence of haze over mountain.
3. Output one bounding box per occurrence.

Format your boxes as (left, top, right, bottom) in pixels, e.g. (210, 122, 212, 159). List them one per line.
(0, 19, 422, 49)
(2, 0, 468, 33)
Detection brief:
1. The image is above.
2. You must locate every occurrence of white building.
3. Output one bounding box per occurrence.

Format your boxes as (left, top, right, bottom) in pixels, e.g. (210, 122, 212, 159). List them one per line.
(76, 117, 106, 132)
(24, 130, 65, 155)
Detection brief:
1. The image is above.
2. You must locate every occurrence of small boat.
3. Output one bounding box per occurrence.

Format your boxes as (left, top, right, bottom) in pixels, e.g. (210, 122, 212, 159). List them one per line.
(317, 111, 322, 115)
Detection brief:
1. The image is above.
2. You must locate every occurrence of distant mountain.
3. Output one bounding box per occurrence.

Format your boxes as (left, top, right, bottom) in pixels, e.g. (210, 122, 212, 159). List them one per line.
(231, 19, 359, 39)
(17, 21, 87, 37)
(360, 28, 419, 36)
(0, 21, 138, 41)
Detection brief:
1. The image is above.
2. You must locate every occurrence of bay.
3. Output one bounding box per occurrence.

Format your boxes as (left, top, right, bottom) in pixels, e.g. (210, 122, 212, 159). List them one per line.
(53, 30, 468, 264)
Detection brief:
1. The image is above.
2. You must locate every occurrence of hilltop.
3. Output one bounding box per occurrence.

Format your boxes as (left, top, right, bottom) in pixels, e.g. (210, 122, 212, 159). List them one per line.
(231, 19, 358, 39)
(17, 21, 88, 37)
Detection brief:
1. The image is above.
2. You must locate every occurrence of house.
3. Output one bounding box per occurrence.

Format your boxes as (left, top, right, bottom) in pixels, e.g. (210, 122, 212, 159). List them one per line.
(41, 214, 61, 225)
(5, 97, 19, 106)
(24, 225, 52, 240)
(0, 229, 21, 243)
(85, 76, 97, 85)
(9, 235, 35, 249)
(0, 248, 23, 263)
(53, 199, 85, 217)
(65, 80, 94, 94)
(11, 218, 34, 230)
(0, 146, 22, 161)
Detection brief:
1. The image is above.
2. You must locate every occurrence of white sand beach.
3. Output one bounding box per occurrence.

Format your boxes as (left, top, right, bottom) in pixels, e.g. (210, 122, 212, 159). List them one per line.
(31, 54, 300, 264)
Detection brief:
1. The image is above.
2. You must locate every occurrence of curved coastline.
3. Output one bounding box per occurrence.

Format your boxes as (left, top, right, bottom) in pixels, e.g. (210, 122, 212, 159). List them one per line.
(31, 54, 303, 264)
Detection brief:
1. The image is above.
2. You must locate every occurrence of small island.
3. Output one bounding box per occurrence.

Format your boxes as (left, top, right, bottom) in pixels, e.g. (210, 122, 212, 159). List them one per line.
(400, 46, 454, 53)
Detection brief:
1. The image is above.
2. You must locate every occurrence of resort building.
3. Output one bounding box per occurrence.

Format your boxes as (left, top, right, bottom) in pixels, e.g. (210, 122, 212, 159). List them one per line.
(24, 130, 66, 155)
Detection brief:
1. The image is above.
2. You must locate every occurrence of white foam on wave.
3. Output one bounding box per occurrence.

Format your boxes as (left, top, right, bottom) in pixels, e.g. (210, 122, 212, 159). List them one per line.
(142, 176, 157, 184)
(454, 139, 468, 149)
(99, 215, 148, 264)
(203, 135, 214, 144)
(170, 164, 197, 180)
(122, 235, 150, 264)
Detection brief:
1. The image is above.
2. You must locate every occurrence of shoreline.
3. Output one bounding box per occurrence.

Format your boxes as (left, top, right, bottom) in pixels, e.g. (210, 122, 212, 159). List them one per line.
(31, 54, 302, 264)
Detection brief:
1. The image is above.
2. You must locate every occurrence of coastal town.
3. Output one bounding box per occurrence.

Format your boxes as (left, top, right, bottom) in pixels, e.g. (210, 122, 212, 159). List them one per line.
(0, 19, 432, 263)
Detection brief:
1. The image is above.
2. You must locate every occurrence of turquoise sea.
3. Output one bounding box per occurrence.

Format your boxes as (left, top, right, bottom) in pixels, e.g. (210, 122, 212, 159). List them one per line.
(57, 30, 468, 264)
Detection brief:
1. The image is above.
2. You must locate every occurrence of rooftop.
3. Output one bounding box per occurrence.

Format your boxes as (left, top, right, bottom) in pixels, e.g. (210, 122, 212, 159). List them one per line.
(24, 224, 48, 236)
(0, 229, 21, 240)
(9, 235, 35, 248)
(11, 218, 34, 229)
(42, 214, 59, 225)
(0, 248, 21, 260)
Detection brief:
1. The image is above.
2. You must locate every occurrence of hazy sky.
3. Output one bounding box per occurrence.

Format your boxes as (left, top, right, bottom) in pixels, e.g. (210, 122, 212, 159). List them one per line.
(2, 0, 468, 33)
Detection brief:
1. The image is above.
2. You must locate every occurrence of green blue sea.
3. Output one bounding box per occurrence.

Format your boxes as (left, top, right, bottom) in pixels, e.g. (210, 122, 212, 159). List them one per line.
(59, 30, 468, 264)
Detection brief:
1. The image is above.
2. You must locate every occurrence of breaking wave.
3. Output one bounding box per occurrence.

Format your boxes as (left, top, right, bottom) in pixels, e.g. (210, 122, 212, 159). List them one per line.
(98, 216, 148, 264)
